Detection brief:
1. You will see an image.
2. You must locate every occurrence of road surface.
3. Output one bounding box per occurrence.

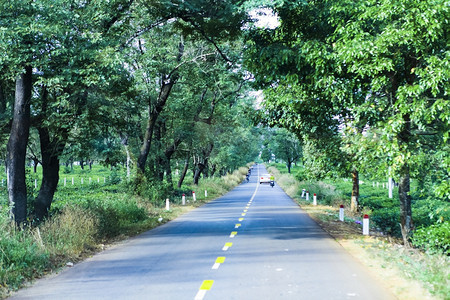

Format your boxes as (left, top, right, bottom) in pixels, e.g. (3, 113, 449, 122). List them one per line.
(10, 165, 395, 300)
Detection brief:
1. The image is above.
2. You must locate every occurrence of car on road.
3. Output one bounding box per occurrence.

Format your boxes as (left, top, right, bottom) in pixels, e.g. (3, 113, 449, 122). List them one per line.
(259, 174, 271, 184)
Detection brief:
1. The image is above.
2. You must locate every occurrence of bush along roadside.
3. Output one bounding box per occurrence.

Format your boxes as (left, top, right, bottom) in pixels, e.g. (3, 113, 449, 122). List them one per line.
(0, 165, 250, 298)
(267, 164, 449, 300)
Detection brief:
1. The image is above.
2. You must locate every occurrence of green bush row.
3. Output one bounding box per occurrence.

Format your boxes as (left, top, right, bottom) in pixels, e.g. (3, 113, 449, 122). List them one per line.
(412, 221, 450, 255)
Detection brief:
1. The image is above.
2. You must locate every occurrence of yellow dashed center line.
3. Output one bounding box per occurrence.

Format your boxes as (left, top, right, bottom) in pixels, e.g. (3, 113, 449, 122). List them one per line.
(212, 257, 226, 269)
(195, 167, 261, 299)
(195, 280, 214, 300)
(222, 242, 233, 251)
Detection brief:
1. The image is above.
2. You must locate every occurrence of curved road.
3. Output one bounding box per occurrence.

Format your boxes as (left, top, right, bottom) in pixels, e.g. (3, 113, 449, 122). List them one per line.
(11, 165, 395, 300)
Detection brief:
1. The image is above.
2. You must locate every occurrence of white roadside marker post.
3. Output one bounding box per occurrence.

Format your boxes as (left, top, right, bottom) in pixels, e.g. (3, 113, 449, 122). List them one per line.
(363, 214, 370, 235)
(306, 191, 309, 201)
(192, 191, 196, 202)
(301, 189, 306, 198)
(182, 194, 186, 206)
(205, 190, 207, 198)
(313, 193, 317, 206)
(339, 205, 344, 221)
(165, 198, 170, 211)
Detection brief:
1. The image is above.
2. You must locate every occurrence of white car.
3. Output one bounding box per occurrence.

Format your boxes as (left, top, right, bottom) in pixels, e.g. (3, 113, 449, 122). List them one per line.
(259, 174, 271, 184)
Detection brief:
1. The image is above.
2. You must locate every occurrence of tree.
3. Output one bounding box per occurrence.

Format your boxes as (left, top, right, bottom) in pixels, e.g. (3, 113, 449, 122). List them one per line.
(330, 0, 449, 245)
(244, 0, 449, 244)
(6, 67, 32, 226)
(271, 128, 301, 173)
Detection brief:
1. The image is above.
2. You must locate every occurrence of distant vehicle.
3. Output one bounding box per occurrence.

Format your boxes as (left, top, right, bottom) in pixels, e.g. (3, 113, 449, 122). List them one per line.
(259, 174, 271, 184)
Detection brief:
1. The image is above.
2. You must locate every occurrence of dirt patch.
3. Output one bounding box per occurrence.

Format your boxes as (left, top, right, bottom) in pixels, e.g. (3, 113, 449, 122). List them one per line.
(301, 204, 437, 300)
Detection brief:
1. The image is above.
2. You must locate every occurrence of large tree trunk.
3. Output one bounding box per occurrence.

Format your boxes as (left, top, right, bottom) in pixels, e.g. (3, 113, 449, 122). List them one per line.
(351, 169, 359, 213)
(398, 113, 413, 246)
(193, 144, 214, 185)
(6, 66, 32, 226)
(164, 138, 181, 191)
(34, 87, 68, 221)
(178, 154, 190, 188)
(120, 135, 131, 180)
(34, 127, 62, 221)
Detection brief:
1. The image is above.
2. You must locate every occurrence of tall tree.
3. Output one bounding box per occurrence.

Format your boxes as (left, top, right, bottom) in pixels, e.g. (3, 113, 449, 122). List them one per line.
(244, 0, 449, 244)
(271, 128, 301, 173)
(6, 67, 32, 225)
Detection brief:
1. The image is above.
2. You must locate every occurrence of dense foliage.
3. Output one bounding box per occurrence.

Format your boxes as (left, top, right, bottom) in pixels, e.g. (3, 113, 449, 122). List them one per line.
(244, 0, 449, 245)
(0, 0, 260, 223)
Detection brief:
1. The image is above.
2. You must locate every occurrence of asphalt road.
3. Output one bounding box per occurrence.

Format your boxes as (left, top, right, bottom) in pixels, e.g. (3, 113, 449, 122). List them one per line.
(10, 164, 395, 300)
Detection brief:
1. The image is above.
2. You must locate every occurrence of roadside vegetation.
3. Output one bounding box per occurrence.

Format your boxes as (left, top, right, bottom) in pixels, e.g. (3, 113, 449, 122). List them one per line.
(0, 164, 249, 298)
(268, 163, 449, 299)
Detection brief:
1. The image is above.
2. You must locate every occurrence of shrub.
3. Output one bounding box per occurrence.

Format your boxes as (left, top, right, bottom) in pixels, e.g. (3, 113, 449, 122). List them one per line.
(412, 221, 450, 255)
(0, 209, 49, 295)
(84, 196, 147, 239)
(37, 205, 98, 258)
(370, 207, 401, 237)
(359, 195, 397, 210)
(412, 198, 450, 228)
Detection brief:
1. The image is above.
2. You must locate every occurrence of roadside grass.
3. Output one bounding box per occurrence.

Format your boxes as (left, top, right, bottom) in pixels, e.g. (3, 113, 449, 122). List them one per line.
(268, 163, 449, 300)
(0, 165, 250, 298)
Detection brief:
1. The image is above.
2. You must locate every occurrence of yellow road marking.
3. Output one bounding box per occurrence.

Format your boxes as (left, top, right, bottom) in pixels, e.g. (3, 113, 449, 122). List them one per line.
(230, 231, 237, 238)
(195, 280, 214, 300)
(200, 280, 214, 290)
(212, 257, 226, 269)
(239, 218, 244, 221)
(235, 223, 241, 228)
(241, 213, 246, 216)
(222, 242, 233, 251)
(215, 257, 226, 264)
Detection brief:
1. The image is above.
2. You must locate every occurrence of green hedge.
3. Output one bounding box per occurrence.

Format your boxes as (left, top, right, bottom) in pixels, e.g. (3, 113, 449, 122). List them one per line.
(412, 221, 450, 255)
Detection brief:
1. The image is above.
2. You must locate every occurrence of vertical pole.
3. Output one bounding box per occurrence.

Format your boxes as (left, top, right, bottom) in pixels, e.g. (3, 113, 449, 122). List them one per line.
(64, 178, 66, 186)
(182, 194, 186, 205)
(301, 189, 306, 198)
(363, 214, 370, 235)
(35, 179, 37, 189)
(306, 191, 309, 201)
(205, 190, 207, 198)
(192, 191, 196, 202)
(165, 198, 170, 211)
(72, 177, 74, 185)
(313, 193, 317, 206)
(339, 205, 344, 221)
